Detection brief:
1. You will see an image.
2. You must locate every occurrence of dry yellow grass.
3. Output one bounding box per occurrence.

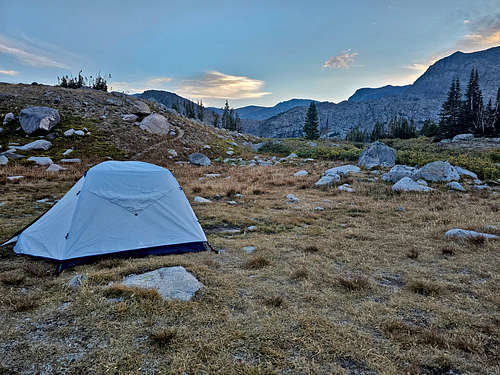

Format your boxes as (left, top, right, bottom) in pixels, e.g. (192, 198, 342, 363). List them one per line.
(0, 157, 499, 374)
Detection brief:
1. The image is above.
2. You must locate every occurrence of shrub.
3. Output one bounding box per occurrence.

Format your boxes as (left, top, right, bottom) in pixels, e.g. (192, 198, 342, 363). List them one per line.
(258, 141, 292, 156)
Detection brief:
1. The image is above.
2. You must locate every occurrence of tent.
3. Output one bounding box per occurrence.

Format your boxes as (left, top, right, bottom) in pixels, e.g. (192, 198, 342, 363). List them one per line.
(8, 161, 207, 270)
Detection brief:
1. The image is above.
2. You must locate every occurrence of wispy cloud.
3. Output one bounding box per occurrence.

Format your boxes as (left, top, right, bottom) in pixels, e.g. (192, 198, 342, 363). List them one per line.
(0, 69, 18, 76)
(323, 49, 358, 69)
(110, 76, 173, 93)
(0, 34, 69, 69)
(456, 13, 500, 51)
(177, 71, 271, 99)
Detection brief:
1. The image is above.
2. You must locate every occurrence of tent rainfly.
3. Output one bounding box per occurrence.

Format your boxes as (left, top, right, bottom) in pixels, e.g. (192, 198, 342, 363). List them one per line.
(7, 161, 207, 271)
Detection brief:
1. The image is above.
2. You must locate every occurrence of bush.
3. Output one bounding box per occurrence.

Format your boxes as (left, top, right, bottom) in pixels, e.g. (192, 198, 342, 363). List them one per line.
(258, 141, 292, 156)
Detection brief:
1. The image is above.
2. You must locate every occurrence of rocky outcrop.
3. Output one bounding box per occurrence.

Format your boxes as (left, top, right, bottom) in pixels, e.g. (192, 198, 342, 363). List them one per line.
(18, 139, 52, 151)
(139, 113, 170, 135)
(19, 106, 60, 134)
(358, 142, 395, 169)
(392, 177, 433, 192)
(382, 165, 417, 183)
(415, 161, 459, 182)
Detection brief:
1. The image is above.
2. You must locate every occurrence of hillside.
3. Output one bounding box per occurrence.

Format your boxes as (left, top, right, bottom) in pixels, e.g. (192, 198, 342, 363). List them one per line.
(208, 99, 316, 120)
(249, 46, 500, 138)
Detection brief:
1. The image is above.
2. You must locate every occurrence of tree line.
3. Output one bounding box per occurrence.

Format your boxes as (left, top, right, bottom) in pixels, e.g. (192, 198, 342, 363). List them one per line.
(58, 71, 109, 91)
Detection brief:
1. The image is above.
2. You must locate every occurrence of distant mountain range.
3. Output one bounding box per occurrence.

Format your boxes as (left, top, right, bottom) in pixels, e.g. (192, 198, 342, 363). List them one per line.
(134, 46, 500, 138)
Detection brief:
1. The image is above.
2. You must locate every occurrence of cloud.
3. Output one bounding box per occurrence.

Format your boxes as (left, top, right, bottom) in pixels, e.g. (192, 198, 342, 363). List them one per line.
(463, 19, 470, 24)
(0, 69, 18, 76)
(323, 50, 358, 69)
(177, 71, 271, 99)
(456, 13, 500, 51)
(0, 35, 69, 69)
(110, 76, 173, 93)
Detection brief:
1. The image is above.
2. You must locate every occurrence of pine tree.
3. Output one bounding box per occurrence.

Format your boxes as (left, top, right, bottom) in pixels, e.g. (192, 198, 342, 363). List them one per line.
(221, 100, 231, 129)
(370, 121, 385, 141)
(212, 112, 220, 128)
(303, 102, 319, 139)
(438, 78, 460, 139)
(197, 100, 204, 121)
(345, 126, 367, 142)
(420, 119, 439, 137)
(235, 113, 242, 132)
(494, 88, 500, 136)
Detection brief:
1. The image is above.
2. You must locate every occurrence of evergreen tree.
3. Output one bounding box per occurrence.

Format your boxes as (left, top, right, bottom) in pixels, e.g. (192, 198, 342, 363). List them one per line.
(197, 100, 204, 121)
(345, 126, 368, 142)
(303, 102, 319, 139)
(420, 119, 439, 137)
(494, 88, 500, 136)
(438, 78, 461, 139)
(212, 112, 220, 128)
(370, 121, 386, 141)
(221, 100, 231, 129)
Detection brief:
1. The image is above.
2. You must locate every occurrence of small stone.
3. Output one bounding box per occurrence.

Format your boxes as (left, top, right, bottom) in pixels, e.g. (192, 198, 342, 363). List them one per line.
(7, 175, 24, 181)
(60, 158, 81, 163)
(314, 206, 324, 211)
(64, 129, 75, 136)
(242, 246, 256, 254)
(294, 170, 308, 176)
(194, 196, 211, 203)
(74, 130, 85, 136)
(338, 184, 354, 192)
(286, 193, 299, 203)
(247, 226, 257, 231)
(226, 150, 234, 156)
(27, 156, 53, 166)
(46, 164, 65, 172)
(68, 274, 87, 289)
(62, 148, 73, 156)
(447, 181, 465, 192)
(227, 200, 237, 205)
(167, 149, 177, 157)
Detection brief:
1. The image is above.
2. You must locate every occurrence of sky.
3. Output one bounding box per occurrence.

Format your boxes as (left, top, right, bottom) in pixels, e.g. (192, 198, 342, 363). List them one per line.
(0, 0, 499, 108)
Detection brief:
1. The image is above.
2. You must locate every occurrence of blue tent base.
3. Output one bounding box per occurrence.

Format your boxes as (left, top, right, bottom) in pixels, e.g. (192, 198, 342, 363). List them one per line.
(52, 241, 208, 273)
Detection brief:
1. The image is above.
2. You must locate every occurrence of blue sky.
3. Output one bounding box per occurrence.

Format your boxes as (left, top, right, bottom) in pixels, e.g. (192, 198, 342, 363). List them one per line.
(0, 0, 499, 107)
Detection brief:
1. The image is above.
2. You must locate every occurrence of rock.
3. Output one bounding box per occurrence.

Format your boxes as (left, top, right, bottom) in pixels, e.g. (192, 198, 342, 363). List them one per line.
(64, 128, 75, 137)
(68, 274, 87, 289)
(314, 206, 324, 211)
(294, 170, 308, 176)
(227, 200, 237, 205)
(286, 153, 298, 159)
(308, 142, 317, 147)
(247, 226, 257, 231)
(194, 196, 211, 203)
(338, 184, 354, 192)
(439, 139, 451, 144)
(3, 112, 14, 124)
(27, 156, 53, 166)
(0, 155, 8, 166)
(106, 97, 122, 106)
(472, 184, 490, 190)
(416, 179, 428, 186)
(189, 153, 211, 166)
(314, 173, 341, 187)
(286, 193, 299, 203)
(167, 149, 177, 157)
(74, 130, 85, 136)
(445, 229, 499, 240)
(60, 158, 81, 163)
(324, 165, 361, 176)
(139, 113, 170, 135)
(447, 181, 465, 191)
(416, 161, 459, 182)
(7, 176, 24, 181)
(46, 164, 65, 172)
(121, 266, 203, 301)
(62, 149, 73, 156)
(452, 133, 474, 142)
(242, 246, 256, 254)
(19, 106, 60, 134)
(454, 166, 478, 180)
(203, 145, 211, 149)
(46, 132, 58, 140)
(205, 173, 221, 178)
(132, 100, 151, 115)
(18, 139, 52, 151)
(358, 141, 395, 169)
(121, 114, 138, 122)
(1, 151, 24, 159)
(381, 165, 417, 183)
(226, 150, 234, 156)
(392, 177, 433, 192)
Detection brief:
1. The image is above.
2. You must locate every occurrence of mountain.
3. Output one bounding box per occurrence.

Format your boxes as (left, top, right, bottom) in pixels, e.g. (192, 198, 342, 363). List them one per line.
(208, 98, 316, 120)
(134, 90, 200, 111)
(249, 46, 500, 138)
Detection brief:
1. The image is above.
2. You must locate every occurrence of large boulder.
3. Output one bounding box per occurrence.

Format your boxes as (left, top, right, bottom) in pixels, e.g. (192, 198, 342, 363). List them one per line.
(392, 177, 433, 192)
(139, 113, 170, 135)
(27, 156, 53, 166)
(324, 165, 361, 176)
(18, 139, 52, 151)
(314, 173, 341, 187)
(382, 165, 417, 183)
(189, 153, 211, 166)
(358, 141, 395, 169)
(132, 100, 151, 115)
(19, 107, 60, 134)
(452, 134, 474, 142)
(415, 161, 459, 182)
(121, 266, 203, 301)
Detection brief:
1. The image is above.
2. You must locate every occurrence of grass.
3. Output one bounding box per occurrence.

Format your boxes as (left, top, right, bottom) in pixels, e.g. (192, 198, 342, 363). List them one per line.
(0, 125, 499, 373)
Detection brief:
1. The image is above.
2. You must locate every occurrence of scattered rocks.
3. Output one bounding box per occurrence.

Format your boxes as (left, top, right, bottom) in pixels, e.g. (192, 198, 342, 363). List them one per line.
(286, 193, 299, 203)
(68, 274, 87, 289)
(392, 177, 433, 192)
(167, 149, 177, 157)
(324, 165, 361, 176)
(27, 156, 53, 166)
(121, 114, 138, 122)
(382, 165, 417, 183)
(139, 113, 170, 135)
(358, 141, 395, 169)
(242, 246, 256, 254)
(18, 139, 52, 151)
(452, 133, 474, 142)
(447, 181, 465, 191)
(121, 266, 203, 301)
(445, 229, 499, 240)
(19, 106, 60, 134)
(416, 161, 459, 182)
(189, 153, 211, 166)
(64, 129, 75, 137)
(338, 184, 354, 192)
(294, 170, 308, 176)
(314, 173, 341, 187)
(194, 196, 211, 203)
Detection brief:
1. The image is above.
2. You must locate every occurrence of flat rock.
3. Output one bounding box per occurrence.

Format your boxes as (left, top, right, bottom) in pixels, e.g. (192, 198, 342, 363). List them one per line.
(358, 141, 395, 169)
(452, 133, 474, 142)
(121, 114, 138, 122)
(382, 165, 417, 183)
(445, 229, 499, 240)
(454, 166, 478, 180)
(46, 163, 65, 172)
(189, 153, 211, 166)
(446, 181, 465, 191)
(19, 106, 60, 134)
(416, 161, 459, 182)
(294, 170, 308, 176)
(139, 113, 170, 135)
(194, 196, 211, 203)
(242, 246, 256, 254)
(64, 129, 75, 136)
(314, 173, 341, 187)
(18, 139, 52, 151)
(338, 184, 354, 192)
(325, 165, 361, 176)
(1, 151, 25, 159)
(62, 148, 73, 156)
(7, 175, 24, 181)
(74, 130, 85, 136)
(60, 158, 81, 163)
(392, 177, 433, 192)
(286, 193, 299, 203)
(27, 156, 53, 166)
(0, 155, 7, 166)
(121, 266, 203, 301)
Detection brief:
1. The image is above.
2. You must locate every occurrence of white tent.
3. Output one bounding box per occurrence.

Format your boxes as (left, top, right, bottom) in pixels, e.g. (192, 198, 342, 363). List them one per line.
(11, 161, 207, 268)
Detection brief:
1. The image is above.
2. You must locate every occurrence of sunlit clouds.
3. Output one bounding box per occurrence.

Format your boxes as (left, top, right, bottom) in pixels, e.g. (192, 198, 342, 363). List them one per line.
(323, 50, 358, 69)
